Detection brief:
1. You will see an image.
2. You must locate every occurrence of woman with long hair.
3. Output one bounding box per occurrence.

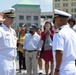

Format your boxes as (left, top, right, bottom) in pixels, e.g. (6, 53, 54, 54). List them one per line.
(41, 21, 55, 75)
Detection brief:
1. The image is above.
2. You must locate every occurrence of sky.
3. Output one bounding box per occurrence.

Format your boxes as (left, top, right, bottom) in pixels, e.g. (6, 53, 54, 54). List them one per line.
(0, 0, 53, 12)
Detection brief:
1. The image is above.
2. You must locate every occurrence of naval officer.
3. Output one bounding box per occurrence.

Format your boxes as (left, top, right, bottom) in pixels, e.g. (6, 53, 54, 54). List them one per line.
(53, 9, 76, 75)
(0, 8, 17, 75)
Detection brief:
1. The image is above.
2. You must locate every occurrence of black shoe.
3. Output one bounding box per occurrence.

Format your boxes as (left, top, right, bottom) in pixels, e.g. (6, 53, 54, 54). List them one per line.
(38, 72, 43, 75)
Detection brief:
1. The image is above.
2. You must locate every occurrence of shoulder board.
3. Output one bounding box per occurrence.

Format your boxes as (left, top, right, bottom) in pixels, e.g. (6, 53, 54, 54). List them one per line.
(56, 28, 61, 33)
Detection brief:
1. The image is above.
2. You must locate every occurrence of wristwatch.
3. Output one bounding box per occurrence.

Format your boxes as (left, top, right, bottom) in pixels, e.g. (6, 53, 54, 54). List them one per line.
(55, 68, 60, 72)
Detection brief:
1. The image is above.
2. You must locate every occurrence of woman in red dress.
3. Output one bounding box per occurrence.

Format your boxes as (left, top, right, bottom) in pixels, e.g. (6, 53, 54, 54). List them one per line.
(41, 21, 55, 75)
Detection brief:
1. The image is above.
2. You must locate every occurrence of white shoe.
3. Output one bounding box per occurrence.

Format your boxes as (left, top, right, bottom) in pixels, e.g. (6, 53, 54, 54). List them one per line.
(38, 70, 43, 74)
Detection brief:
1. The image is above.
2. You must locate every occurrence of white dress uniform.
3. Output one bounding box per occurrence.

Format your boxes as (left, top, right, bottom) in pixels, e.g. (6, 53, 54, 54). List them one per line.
(72, 25, 76, 32)
(0, 24, 17, 75)
(53, 25, 76, 75)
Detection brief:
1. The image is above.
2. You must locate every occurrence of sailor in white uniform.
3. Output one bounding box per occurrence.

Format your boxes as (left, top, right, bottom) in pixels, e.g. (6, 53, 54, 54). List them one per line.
(0, 8, 17, 75)
(53, 9, 76, 75)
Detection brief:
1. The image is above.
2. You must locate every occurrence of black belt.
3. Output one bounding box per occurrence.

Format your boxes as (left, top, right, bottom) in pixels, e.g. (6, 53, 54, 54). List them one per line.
(26, 50, 37, 52)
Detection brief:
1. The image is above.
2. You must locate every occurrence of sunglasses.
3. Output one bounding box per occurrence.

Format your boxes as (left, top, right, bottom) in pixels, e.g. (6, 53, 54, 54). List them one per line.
(8, 17, 15, 20)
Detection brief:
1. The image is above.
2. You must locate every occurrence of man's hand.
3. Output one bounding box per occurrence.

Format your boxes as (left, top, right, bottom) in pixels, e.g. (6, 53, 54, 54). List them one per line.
(36, 51, 40, 59)
(0, 12, 5, 22)
(36, 54, 40, 59)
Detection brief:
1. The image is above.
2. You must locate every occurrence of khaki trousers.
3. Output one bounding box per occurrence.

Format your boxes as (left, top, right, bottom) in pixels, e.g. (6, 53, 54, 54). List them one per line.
(26, 51, 38, 75)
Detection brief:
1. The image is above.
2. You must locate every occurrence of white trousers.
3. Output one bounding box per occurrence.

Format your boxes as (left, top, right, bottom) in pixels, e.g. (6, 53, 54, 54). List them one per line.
(60, 61, 76, 75)
(0, 55, 16, 75)
(60, 71, 76, 75)
(26, 51, 38, 75)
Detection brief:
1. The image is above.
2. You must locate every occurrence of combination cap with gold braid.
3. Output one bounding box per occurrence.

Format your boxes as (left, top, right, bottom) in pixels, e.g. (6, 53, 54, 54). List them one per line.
(54, 9, 71, 18)
(3, 8, 15, 17)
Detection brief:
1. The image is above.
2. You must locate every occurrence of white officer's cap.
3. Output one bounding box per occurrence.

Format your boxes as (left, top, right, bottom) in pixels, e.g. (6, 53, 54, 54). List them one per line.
(3, 8, 15, 17)
(54, 9, 71, 18)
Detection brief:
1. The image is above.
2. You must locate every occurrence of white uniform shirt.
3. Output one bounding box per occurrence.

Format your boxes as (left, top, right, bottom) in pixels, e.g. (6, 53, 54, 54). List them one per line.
(53, 25, 76, 74)
(0, 24, 17, 57)
(23, 32, 41, 51)
(72, 25, 76, 32)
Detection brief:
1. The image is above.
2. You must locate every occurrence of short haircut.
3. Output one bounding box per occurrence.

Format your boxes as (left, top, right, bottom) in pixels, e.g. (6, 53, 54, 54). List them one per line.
(68, 17, 76, 25)
(36, 28, 42, 31)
